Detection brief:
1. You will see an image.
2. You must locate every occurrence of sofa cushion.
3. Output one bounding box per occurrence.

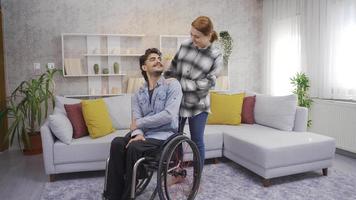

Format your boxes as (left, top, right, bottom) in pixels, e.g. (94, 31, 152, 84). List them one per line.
(207, 92, 245, 125)
(254, 94, 297, 131)
(53, 130, 128, 164)
(49, 113, 73, 145)
(183, 125, 223, 152)
(64, 103, 89, 138)
(242, 95, 256, 124)
(82, 99, 115, 138)
(103, 95, 131, 129)
(222, 124, 335, 169)
(54, 96, 81, 115)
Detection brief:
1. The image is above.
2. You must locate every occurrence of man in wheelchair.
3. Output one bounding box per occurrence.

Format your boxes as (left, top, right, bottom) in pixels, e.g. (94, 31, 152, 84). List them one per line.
(103, 48, 183, 200)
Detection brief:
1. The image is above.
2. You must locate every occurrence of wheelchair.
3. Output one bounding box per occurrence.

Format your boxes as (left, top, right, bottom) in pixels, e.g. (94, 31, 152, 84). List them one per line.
(103, 131, 202, 200)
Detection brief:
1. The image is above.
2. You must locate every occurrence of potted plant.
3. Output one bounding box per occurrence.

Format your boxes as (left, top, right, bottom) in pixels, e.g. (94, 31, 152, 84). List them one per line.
(4, 68, 61, 154)
(290, 72, 313, 127)
(219, 31, 233, 68)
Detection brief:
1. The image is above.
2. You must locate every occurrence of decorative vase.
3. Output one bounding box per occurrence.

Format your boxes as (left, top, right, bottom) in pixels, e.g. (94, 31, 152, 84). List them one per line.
(102, 68, 109, 74)
(113, 62, 120, 74)
(93, 64, 99, 74)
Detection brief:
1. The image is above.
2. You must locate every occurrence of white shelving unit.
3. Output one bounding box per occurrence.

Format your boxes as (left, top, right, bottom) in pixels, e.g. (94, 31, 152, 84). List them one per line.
(159, 35, 190, 58)
(62, 33, 145, 97)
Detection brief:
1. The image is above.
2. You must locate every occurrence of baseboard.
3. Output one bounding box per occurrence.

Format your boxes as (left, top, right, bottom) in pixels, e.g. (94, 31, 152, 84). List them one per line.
(336, 148, 356, 159)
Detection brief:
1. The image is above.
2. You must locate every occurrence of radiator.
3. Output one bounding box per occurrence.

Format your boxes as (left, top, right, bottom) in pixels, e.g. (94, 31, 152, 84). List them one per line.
(309, 99, 356, 153)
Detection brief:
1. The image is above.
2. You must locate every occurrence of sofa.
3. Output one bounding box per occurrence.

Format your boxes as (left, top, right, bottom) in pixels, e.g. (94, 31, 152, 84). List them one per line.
(41, 94, 335, 186)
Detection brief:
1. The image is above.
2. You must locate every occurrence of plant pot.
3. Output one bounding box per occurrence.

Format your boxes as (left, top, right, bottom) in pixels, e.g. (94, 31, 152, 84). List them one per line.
(22, 132, 42, 155)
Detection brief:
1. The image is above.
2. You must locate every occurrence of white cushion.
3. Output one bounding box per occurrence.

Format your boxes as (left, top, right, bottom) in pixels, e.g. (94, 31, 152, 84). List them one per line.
(103, 95, 132, 129)
(49, 114, 73, 145)
(54, 96, 81, 115)
(53, 130, 128, 164)
(254, 94, 297, 131)
(222, 124, 335, 168)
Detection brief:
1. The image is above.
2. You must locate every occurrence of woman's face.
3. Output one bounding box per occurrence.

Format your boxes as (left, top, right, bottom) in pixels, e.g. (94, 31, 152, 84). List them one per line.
(190, 26, 211, 49)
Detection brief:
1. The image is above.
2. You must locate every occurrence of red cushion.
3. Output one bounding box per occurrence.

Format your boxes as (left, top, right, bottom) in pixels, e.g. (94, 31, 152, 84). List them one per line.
(241, 95, 256, 124)
(64, 103, 89, 138)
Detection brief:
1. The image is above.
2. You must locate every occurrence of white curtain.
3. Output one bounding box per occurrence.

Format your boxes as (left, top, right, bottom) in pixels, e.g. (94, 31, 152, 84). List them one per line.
(263, 0, 302, 95)
(264, 0, 356, 100)
(313, 0, 356, 100)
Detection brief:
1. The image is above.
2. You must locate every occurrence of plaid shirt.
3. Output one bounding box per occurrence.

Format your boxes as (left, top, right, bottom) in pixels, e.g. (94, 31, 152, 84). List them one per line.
(165, 39, 223, 117)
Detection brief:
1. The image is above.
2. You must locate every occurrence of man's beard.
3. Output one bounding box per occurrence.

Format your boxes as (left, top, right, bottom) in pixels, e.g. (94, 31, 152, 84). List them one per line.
(152, 70, 163, 77)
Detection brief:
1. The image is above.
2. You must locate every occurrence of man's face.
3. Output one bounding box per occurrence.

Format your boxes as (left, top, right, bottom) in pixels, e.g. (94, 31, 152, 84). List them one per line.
(142, 53, 163, 75)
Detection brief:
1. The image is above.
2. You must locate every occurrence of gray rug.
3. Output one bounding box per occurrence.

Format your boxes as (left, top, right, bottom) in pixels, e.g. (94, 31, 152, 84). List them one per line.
(41, 162, 356, 200)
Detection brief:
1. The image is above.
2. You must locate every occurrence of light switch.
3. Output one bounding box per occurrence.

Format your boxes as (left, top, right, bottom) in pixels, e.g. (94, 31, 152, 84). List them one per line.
(47, 63, 55, 69)
(33, 63, 41, 75)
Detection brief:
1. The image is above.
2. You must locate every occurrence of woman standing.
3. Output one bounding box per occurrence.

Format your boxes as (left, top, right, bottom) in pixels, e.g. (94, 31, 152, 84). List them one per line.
(165, 16, 222, 168)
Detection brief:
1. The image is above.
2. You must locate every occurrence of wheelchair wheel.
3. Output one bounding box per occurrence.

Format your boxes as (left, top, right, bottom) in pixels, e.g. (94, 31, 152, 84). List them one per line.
(157, 135, 202, 200)
(135, 169, 154, 196)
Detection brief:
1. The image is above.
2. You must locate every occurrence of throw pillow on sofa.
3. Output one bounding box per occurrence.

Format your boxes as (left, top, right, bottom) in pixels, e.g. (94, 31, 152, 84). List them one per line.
(207, 92, 245, 125)
(82, 98, 115, 138)
(254, 94, 297, 131)
(103, 95, 131, 129)
(64, 103, 89, 139)
(49, 113, 73, 144)
(242, 95, 256, 124)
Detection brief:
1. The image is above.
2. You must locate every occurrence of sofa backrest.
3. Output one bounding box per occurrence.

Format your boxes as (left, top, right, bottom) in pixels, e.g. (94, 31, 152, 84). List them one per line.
(254, 94, 305, 131)
(54, 95, 132, 130)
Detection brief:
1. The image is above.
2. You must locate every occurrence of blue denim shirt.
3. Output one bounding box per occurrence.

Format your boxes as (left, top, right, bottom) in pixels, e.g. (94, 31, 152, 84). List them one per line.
(131, 77, 183, 140)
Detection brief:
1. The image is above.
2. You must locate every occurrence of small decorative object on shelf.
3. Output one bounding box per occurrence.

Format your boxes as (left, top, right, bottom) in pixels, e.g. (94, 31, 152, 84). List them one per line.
(111, 87, 120, 94)
(93, 64, 99, 74)
(113, 62, 120, 74)
(102, 68, 109, 74)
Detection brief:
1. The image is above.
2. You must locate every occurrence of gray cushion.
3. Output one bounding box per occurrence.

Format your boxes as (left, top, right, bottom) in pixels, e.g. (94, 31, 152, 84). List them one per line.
(49, 113, 73, 145)
(254, 94, 297, 131)
(54, 96, 81, 115)
(183, 125, 223, 152)
(222, 124, 335, 168)
(103, 95, 131, 129)
(53, 130, 128, 164)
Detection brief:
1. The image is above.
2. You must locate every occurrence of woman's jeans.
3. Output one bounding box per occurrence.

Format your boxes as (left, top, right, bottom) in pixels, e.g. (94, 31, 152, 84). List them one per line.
(179, 112, 208, 168)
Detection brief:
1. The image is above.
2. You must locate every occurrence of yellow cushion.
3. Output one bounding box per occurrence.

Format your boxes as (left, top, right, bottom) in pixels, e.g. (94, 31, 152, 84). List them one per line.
(81, 98, 115, 138)
(207, 92, 245, 125)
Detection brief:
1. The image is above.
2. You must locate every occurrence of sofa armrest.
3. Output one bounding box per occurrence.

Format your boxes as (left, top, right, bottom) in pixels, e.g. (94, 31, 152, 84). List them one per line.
(40, 120, 56, 175)
(293, 106, 308, 132)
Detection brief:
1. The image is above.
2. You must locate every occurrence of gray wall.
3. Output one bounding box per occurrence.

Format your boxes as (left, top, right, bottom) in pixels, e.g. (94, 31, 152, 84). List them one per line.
(2, 0, 262, 96)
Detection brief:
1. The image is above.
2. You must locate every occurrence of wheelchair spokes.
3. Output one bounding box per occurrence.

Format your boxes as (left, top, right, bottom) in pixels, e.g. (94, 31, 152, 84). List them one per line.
(158, 135, 202, 200)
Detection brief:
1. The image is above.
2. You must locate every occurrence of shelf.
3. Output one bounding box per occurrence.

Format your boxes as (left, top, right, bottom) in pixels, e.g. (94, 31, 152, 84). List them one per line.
(83, 54, 141, 57)
(64, 73, 127, 77)
(62, 33, 145, 37)
(64, 93, 124, 98)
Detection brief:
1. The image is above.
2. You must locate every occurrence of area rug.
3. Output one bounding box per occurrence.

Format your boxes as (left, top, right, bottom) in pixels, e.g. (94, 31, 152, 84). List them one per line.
(41, 162, 356, 200)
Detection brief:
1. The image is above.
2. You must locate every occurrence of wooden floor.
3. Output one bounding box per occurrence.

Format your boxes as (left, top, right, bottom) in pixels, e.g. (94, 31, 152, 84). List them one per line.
(1, 150, 356, 200)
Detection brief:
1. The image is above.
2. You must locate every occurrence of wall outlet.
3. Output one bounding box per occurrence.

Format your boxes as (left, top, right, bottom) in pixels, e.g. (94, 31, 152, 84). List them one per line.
(33, 63, 41, 75)
(47, 63, 55, 69)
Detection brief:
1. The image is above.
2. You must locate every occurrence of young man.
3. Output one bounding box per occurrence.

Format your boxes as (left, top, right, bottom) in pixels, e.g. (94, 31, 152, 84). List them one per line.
(104, 48, 183, 200)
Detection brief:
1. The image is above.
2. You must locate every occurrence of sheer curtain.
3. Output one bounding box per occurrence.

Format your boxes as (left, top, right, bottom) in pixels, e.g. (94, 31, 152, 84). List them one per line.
(316, 0, 356, 100)
(264, 0, 356, 99)
(263, 0, 302, 95)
